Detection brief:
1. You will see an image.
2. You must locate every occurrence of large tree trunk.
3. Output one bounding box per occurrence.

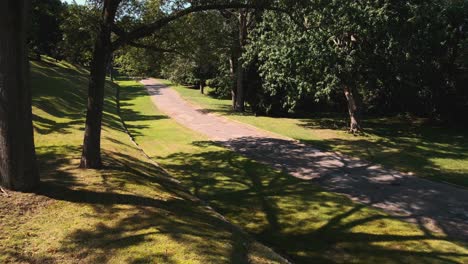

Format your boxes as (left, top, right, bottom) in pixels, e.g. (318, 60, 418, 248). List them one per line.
(234, 9, 248, 112)
(80, 0, 120, 169)
(0, 0, 39, 192)
(343, 85, 362, 133)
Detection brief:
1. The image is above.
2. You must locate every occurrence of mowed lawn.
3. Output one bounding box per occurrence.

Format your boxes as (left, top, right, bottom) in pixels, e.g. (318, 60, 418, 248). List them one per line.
(118, 79, 468, 264)
(0, 58, 287, 264)
(165, 82, 468, 188)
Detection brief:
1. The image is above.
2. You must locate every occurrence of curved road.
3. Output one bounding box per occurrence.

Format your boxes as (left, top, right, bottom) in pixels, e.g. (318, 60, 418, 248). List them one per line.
(141, 78, 468, 241)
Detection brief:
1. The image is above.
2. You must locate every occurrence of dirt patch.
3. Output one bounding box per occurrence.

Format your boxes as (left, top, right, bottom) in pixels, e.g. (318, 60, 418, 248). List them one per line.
(0, 190, 53, 231)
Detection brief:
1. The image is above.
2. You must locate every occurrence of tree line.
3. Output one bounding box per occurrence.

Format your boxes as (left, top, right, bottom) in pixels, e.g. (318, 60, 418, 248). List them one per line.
(1, 0, 467, 191)
(117, 1, 468, 133)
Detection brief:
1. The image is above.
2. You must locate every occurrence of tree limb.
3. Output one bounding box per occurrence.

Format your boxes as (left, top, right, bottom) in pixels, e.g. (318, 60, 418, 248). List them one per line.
(127, 41, 183, 55)
(111, 2, 288, 50)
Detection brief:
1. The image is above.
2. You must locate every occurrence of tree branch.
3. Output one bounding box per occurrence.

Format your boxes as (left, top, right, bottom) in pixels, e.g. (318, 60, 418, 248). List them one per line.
(127, 41, 183, 55)
(111, 2, 287, 50)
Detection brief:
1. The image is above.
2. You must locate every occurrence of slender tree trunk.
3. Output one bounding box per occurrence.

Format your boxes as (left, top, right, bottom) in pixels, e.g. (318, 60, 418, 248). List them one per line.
(343, 85, 362, 133)
(80, 0, 120, 169)
(0, 0, 39, 191)
(230, 54, 237, 109)
(108, 54, 114, 82)
(234, 9, 248, 112)
(199, 79, 205, 94)
(235, 59, 245, 112)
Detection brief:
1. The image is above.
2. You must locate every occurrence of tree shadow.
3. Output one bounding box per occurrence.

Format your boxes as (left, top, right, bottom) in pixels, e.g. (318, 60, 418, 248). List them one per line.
(31, 59, 125, 135)
(161, 84, 468, 188)
(158, 140, 468, 263)
(29, 140, 274, 263)
(117, 82, 170, 136)
(297, 116, 468, 187)
(16, 64, 286, 263)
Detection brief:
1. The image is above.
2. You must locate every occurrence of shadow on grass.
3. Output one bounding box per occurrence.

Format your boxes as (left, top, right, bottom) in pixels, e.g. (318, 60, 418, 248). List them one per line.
(298, 117, 468, 187)
(172, 85, 468, 187)
(23, 66, 273, 263)
(31, 60, 125, 135)
(32, 140, 262, 263)
(158, 141, 468, 263)
(118, 83, 169, 136)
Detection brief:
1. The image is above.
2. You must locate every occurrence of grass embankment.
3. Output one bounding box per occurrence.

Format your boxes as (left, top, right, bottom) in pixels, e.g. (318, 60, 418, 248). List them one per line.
(0, 58, 287, 264)
(119, 79, 468, 264)
(166, 82, 468, 188)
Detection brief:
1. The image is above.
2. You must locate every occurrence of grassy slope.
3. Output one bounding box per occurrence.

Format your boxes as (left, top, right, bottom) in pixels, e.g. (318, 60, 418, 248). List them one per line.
(118, 79, 468, 264)
(0, 58, 287, 264)
(166, 83, 468, 188)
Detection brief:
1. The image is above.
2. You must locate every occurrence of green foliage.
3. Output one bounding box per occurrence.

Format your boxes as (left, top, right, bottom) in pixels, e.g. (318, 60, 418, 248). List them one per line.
(59, 3, 100, 66)
(29, 0, 66, 58)
(114, 46, 162, 77)
(158, 11, 230, 86)
(246, 0, 468, 120)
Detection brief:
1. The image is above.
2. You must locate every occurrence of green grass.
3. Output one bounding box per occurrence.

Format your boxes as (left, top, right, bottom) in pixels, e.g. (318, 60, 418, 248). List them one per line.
(0, 58, 287, 264)
(166, 82, 468, 188)
(118, 79, 468, 264)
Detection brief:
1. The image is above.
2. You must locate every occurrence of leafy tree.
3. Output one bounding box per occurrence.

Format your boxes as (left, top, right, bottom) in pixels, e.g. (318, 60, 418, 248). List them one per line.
(247, 0, 468, 131)
(157, 10, 228, 93)
(29, 0, 65, 59)
(59, 3, 100, 66)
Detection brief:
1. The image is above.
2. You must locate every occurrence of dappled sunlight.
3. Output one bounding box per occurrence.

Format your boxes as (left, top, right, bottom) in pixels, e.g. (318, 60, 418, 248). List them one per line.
(1, 60, 287, 263)
(171, 83, 468, 187)
(157, 145, 468, 263)
(119, 80, 468, 263)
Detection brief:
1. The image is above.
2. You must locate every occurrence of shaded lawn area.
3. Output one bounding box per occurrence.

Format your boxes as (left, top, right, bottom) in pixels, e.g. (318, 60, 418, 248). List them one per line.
(119, 79, 468, 264)
(0, 58, 286, 264)
(166, 82, 468, 188)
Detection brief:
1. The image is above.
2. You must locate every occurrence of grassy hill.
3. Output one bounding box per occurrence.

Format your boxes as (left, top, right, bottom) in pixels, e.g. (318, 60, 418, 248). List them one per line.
(118, 79, 468, 263)
(0, 58, 287, 264)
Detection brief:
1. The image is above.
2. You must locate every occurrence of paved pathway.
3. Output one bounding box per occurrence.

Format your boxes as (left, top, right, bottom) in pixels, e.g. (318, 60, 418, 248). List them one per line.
(141, 78, 468, 241)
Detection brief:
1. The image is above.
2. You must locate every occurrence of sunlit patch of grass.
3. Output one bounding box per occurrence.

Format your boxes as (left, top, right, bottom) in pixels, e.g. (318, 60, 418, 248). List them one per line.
(119, 79, 468, 264)
(0, 59, 287, 264)
(167, 82, 468, 188)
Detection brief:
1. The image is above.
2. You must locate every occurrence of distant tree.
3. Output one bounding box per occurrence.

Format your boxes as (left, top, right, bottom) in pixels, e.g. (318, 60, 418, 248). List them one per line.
(59, 3, 100, 66)
(224, 9, 262, 112)
(157, 10, 228, 92)
(0, 0, 39, 191)
(247, 0, 468, 131)
(29, 0, 65, 59)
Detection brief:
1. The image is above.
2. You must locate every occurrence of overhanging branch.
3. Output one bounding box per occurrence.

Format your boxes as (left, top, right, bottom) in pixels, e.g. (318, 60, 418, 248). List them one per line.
(111, 2, 288, 50)
(127, 41, 183, 55)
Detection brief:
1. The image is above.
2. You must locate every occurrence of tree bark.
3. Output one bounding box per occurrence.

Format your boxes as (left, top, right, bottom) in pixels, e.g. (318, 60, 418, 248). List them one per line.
(80, 0, 120, 169)
(235, 58, 245, 111)
(199, 79, 205, 94)
(343, 85, 362, 133)
(234, 10, 248, 112)
(0, 0, 39, 191)
(108, 54, 114, 82)
(230, 53, 237, 109)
